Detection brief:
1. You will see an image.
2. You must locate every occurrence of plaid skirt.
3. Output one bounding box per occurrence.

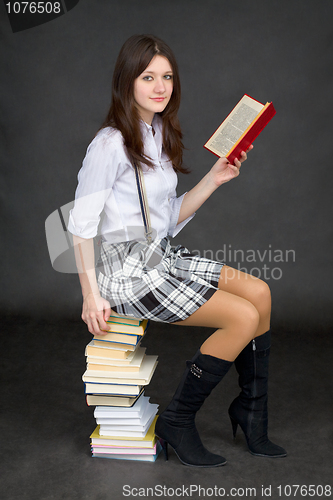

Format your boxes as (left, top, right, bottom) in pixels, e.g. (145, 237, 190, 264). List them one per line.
(97, 237, 224, 323)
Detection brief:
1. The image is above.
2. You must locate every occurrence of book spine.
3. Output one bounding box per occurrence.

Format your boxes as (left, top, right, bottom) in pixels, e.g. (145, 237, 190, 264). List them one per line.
(104, 319, 148, 335)
(93, 336, 140, 347)
(226, 102, 276, 164)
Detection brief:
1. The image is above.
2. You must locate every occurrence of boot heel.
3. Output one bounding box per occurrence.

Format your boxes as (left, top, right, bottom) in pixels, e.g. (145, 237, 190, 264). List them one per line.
(159, 438, 169, 461)
(230, 417, 238, 439)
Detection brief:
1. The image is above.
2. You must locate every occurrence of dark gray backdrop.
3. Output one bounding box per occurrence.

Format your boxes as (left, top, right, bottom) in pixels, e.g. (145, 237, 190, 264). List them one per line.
(1, 1, 333, 498)
(1, 0, 332, 332)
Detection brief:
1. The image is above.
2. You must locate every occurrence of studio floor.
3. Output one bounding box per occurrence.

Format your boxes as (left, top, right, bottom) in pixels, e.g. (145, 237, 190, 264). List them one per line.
(1, 316, 332, 500)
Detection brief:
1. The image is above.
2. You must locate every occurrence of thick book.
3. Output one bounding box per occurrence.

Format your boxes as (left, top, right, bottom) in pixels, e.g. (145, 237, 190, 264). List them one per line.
(96, 401, 158, 427)
(101, 319, 148, 335)
(91, 443, 158, 455)
(86, 391, 144, 407)
(94, 393, 149, 419)
(86, 347, 146, 372)
(82, 355, 158, 386)
(86, 353, 136, 365)
(85, 341, 134, 360)
(107, 312, 143, 327)
(93, 332, 143, 347)
(93, 322, 148, 346)
(87, 363, 140, 373)
(92, 339, 140, 351)
(90, 416, 158, 447)
(92, 447, 161, 461)
(84, 382, 143, 396)
(98, 412, 157, 437)
(204, 94, 276, 164)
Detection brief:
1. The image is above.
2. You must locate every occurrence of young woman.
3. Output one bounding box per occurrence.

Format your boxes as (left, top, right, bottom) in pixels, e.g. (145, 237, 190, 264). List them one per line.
(68, 34, 286, 467)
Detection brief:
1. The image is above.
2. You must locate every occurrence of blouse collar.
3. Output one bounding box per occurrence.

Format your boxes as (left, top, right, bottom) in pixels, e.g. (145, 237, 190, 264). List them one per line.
(140, 115, 163, 158)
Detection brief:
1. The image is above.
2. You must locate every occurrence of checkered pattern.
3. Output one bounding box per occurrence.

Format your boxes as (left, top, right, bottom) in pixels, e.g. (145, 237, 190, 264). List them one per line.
(97, 237, 224, 323)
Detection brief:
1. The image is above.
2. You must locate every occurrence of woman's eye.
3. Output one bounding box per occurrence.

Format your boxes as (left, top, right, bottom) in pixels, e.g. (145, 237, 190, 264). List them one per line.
(141, 75, 173, 81)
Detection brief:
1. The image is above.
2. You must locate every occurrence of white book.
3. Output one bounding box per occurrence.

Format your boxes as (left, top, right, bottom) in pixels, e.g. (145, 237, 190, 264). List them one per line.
(92, 450, 160, 462)
(96, 402, 158, 427)
(91, 444, 158, 455)
(99, 413, 156, 437)
(84, 383, 142, 396)
(94, 394, 149, 420)
(82, 355, 158, 385)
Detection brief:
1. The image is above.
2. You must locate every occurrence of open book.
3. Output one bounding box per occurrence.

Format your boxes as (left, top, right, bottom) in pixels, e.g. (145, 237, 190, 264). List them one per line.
(204, 94, 276, 164)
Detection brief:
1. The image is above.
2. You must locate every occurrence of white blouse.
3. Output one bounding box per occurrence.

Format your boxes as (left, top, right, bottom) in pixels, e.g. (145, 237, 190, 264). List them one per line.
(67, 115, 194, 243)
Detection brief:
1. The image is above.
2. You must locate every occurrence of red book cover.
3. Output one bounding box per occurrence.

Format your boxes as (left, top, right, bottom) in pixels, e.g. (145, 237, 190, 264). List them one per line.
(204, 95, 276, 164)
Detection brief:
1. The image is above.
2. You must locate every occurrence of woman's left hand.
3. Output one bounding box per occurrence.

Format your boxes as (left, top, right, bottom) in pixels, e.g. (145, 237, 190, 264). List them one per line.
(209, 145, 253, 187)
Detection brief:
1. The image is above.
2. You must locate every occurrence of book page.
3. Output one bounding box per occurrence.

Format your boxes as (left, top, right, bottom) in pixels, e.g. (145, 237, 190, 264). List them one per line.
(206, 95, 264, 156)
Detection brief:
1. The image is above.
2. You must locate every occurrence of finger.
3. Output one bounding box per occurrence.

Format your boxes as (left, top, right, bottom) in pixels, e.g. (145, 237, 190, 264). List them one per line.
(98, 315, 109, 332)
(104, 305, 112, 322)
(239, 151, 247, 162)
(87, 312, 104, 335)
(246, 144, 254, 153)
(229, 164, 240, 177)
(94, 304, 110, 326)
(95, 311, 110, 334)
(217, 157, 230, 168)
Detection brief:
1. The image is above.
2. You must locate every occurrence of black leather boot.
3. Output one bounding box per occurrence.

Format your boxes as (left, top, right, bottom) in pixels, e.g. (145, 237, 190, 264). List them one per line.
(228, 330, 287, 457)
(155, 350, 233, 467)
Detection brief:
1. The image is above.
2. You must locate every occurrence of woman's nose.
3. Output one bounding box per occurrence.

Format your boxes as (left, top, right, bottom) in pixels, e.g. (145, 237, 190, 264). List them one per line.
(154, 78, 166, 93)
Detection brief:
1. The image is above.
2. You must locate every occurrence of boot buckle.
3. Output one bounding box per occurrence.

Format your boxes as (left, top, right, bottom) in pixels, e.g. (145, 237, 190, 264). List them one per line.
(190, 363, 202, 378)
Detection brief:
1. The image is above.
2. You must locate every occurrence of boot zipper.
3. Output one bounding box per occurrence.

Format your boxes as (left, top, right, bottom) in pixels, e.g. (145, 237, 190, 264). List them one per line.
(248, 339, 257, 436)
(252, 340, 257, 397)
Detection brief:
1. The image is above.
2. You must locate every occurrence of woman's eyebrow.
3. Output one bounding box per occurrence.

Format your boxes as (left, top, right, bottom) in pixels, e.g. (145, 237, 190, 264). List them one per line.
(142, 70, 173, 74)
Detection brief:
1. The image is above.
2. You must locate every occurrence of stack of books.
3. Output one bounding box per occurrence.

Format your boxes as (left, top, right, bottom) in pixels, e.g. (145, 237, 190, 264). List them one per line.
(91, 395, 161, 461)
(83, 312, 161, 462)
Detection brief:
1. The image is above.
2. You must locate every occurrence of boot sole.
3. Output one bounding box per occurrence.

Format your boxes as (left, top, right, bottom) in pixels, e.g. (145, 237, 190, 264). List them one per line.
(157, 436, 227, 467)
(174, 448, 227, 467)
(248, 450, 287, 458)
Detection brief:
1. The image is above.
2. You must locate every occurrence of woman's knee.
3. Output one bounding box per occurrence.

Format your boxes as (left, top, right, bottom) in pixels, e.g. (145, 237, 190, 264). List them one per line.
(252, 279, 271, 315)
(219, 266, 271, 316)
(240, 300, 260, 334)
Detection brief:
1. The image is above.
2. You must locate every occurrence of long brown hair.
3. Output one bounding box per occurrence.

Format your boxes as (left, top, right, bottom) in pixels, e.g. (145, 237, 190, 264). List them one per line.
(100, 34, 189, 173)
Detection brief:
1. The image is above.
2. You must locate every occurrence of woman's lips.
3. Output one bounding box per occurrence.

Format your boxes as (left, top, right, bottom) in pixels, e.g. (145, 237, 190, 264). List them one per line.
(150, 97, 166, 102)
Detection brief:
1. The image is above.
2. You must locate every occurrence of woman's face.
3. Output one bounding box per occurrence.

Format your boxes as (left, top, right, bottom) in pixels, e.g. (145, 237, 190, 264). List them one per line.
(133, 55, 173, 125)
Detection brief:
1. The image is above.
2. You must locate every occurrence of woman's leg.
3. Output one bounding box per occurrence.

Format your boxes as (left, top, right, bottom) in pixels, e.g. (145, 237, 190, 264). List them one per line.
(156, 266, 285, 465)
(173, 288, 260, 360)
(214, 267, 287, 457)
(217, 265, 272, 338)
(156, 283, 261, 466)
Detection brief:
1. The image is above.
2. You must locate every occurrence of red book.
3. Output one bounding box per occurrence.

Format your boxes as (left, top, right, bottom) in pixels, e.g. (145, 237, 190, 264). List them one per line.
(204, 94, 276, 164)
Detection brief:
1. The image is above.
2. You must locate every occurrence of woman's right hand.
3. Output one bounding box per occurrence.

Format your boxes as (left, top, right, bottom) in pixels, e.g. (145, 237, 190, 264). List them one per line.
(82, 292, 112, 335)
